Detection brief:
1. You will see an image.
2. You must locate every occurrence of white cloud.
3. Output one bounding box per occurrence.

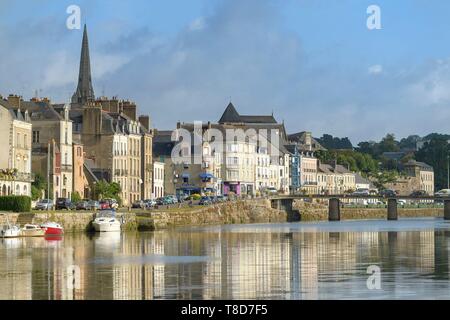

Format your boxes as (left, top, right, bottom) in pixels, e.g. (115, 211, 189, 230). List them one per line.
(368, 64, 383, 75)
(188, 18, 205, 31)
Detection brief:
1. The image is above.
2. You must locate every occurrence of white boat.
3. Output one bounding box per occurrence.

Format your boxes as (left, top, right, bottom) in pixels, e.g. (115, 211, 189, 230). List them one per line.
(0, 213, 21, 238)
(92, 210, 121, 232)
(20, 224, 45, 237)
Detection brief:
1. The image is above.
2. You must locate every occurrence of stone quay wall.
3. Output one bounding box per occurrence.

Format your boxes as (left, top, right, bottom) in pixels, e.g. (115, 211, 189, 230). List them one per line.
(0, 199, 444, 233)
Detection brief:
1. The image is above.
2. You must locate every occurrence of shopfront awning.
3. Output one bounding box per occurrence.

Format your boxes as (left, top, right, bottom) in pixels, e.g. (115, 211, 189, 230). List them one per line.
(181, 173, 190, 178)
(199, 173, 215, 179)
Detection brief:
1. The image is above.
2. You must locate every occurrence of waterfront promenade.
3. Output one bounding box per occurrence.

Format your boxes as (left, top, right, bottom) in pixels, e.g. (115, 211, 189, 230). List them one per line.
(0, 198, 446, 233)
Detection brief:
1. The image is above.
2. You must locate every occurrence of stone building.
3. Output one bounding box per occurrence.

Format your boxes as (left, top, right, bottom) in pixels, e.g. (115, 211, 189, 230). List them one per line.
(317, 161, 356, 194)
(0, 100, 33, 196)
(155, 103, 289, 197)
(153, 161, 165, 198)
(1, 96, 73, 199)
(72, 141, 89, 199)
(68, 25, 153, 205)
(385, 160, 435, 196)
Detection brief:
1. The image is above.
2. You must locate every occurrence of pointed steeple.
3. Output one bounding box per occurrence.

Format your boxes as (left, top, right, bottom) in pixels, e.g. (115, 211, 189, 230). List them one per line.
(218, 102, 241, 123)
(72, 24, 95, 104)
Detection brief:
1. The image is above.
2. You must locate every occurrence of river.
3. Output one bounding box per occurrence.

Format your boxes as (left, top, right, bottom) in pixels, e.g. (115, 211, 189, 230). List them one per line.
(1, 217, 450, 300)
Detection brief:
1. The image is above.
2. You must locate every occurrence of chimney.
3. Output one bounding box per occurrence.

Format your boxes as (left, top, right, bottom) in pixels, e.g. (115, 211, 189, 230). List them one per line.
(82, 105, 102, 135)
(42, 97, 51, 104)
(7, 94, 22, 108)
(305, 132, 312, 150)
(110, 97, 119, 113)
(138, 115, 150, 131)
(121, 100, 137, 121)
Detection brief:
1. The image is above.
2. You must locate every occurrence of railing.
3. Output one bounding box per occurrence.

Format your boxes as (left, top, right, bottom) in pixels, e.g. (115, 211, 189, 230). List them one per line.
(60, 164, 73, 172)
(0, 172, 35, 182)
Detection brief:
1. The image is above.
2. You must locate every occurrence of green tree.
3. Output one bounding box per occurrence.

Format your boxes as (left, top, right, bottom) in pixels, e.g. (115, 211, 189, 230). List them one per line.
(416, 137, 449, 190)
(31, 173, 47, 200)
(378, 133, 400, 154)
(71, 191, 82, 203)
(93, 180, 122, 203)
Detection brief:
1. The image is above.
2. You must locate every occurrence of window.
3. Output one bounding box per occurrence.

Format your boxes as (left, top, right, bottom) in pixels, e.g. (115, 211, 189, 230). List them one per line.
(17, 133, 20, 147)
(32, 131, 40, 143)
(24, 134, 27, 148)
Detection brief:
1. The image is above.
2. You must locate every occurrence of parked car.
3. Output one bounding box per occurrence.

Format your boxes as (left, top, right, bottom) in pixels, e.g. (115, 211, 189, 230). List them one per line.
(35, 199, 53, 210)
(156, 197, 171, 205)
(76, 200, 89, 210)
(398, 199, 407, 205)
(410, 190, 428, 197)
(102, 198, 119, 209)
(352, 188, 370, 196)
(216, 195, 227, 203)
(99, 200, 111, 210)
(263, 187, 278, 195)
(132, 200, 145, 209)
(166, 195, 179, 204)
(435, 189, 450, 198)
(55, 198, 74, 210)
(379, 189, 397, 198)
(163, 196, 175, 204)
(87, 200, 100, 210)
(143, 199, 157, 208)
(199, 196, 212, 205)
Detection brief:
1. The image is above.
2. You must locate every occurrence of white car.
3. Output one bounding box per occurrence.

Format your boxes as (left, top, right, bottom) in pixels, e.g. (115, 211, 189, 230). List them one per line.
(435, 189, 450, 197)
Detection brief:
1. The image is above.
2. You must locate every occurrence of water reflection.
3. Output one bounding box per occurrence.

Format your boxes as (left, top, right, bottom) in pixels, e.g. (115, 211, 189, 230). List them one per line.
(1, 218, 450, 300)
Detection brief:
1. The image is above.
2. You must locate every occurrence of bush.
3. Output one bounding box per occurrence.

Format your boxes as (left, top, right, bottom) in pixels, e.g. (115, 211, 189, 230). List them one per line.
(190, 193, 201, 200)
(71, 191, 82, 203)
(31, 185, 41, 201)
(0, 196, 31, 212)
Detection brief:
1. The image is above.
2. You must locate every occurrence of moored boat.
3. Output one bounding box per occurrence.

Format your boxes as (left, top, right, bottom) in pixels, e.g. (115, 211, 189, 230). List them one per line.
(0, 224, 21, 238)
(20, 224, 45, 237)
(40, 222, 64, 235)
(0, 213, 21, 238)
(93, 210, 121, 232)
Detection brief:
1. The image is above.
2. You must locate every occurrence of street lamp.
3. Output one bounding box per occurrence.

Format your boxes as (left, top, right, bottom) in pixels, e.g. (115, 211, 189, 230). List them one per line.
(447, 153, 449, 189)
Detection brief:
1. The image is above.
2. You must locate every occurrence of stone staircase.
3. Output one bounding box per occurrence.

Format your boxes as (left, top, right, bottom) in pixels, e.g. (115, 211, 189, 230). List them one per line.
(15, 213, 35, 227)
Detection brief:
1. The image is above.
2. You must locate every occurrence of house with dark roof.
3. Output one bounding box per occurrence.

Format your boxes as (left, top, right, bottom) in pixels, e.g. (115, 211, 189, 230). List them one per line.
(169, 102, 292, 196)
(2, 95, 75, 200)
(0, 100, 33, 197)
(67, 25, 154, 204)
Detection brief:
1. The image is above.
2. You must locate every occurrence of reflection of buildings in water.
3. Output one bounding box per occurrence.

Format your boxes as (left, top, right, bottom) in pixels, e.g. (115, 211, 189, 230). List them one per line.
(217, 232, 292, 299)
(202, 238, 221, 299)
(294, 233, 318, 300)
(0, 238, 32, 299)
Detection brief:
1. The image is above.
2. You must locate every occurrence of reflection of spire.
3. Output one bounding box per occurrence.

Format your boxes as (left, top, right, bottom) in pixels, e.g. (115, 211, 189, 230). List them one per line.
(72, 24, 95, 104)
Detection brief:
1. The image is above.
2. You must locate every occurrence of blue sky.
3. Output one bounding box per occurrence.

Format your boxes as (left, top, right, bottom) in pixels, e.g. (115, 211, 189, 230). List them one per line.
(1, 0, 450, 143)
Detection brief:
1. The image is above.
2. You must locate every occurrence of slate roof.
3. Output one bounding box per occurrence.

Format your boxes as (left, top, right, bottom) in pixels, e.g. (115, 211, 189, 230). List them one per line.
(288, 131, 326, 151)
(1, 99, 61, 121)
(218, 102, 277, 124)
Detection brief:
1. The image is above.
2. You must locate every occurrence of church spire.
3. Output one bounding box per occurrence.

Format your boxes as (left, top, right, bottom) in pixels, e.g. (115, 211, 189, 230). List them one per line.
(72, 24, 95, 104)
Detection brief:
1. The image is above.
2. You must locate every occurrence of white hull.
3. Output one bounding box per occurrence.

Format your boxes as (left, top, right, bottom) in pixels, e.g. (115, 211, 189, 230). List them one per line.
(1, 227, 21, 238)
(93, 220, 121, 232)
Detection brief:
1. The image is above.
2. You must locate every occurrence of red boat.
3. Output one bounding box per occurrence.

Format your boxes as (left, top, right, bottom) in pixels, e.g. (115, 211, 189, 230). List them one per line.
(40, 222, 64, 235)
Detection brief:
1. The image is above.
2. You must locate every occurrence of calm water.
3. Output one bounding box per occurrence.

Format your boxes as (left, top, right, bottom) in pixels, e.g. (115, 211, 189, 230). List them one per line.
(2, 217, 450, 300)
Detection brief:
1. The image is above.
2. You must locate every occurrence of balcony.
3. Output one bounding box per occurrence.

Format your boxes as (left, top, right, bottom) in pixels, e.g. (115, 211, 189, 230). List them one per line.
(60, 164, 73, 172)
(0, 171, 35, 182)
